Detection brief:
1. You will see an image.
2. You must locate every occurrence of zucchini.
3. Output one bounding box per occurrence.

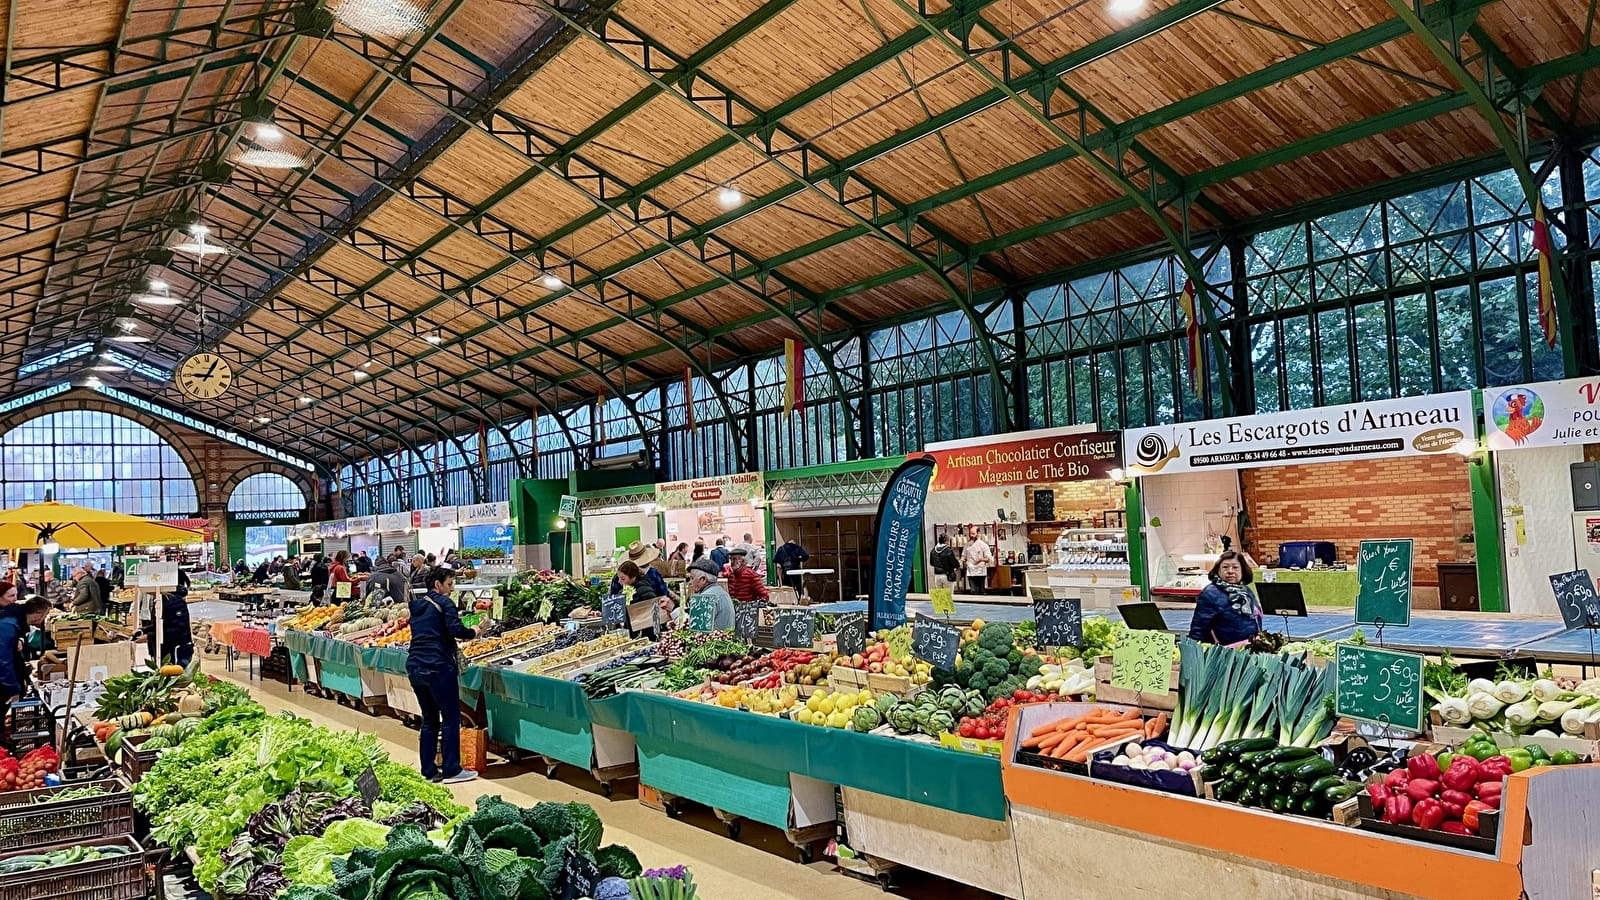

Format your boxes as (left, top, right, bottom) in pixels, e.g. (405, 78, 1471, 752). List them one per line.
(1324, 784, 1362, 805)
(1291, 757, 1337, 781)
(1238, 749, 1274, 770)
(1228, 766, 1251, 784)
(1269, 794, 1292, 813)
(1237, 786, 1258, 807)
(1262, 745, 1321, 764)
(1306, 775, 1345, 796)
(1262, 759, 1307, 779)
(1299, 794, 1326, 816)
(1208, 737, 1276, 763)
(1288, 780, 1312, 798)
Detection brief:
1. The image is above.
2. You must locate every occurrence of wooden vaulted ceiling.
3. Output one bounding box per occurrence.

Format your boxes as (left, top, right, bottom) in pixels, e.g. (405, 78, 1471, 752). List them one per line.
(0, 0, 1595, 470)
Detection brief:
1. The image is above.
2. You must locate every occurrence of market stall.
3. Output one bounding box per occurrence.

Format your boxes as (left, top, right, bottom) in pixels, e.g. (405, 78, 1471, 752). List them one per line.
(658, 472, 765, 578)
(766, 459, 899, 604)
(574, 487, 660, 578)
(343, 515, 380, 562)
(458, 501, 514, 563)
(1125, 392, 1498, 612)
(922, 426, 1129, 606)
(412, 505, 459, 558)
(374, 511, 415, 558)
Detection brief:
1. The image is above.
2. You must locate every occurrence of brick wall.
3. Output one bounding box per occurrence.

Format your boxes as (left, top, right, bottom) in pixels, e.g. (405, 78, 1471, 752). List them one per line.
(1241, 455, 1472, 587)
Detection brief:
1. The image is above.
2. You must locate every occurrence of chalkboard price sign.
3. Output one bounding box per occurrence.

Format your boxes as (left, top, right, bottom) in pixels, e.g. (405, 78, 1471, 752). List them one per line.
(1355, 538, 1413, 627)
(1033, 596, 1083, 648)
(835, 612, 868, 657)
(687, 596, 715, 632)
(733, 602, 758, 640)
(772, 608, 814, 649)
(1550, 569, 1600, 630)
(912, 614, 960, 671)
(601, 592, 625, 627)
(1335, 644, 1425, 732)
(356, 766, 382, 806)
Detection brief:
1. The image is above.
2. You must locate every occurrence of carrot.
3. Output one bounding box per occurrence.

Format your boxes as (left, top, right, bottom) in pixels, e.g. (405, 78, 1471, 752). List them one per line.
(1030, 721, 1062, 738)
(1054, 717, 1087, 733)
(1050, 733, 1086, 759)
(1088, 723, 1141, 737)
(1145, 712, 1168, 739)
(1065, 736, 1115, 763)
(1021, 734, 1047, 749)
(1036, 731, 1070, 752)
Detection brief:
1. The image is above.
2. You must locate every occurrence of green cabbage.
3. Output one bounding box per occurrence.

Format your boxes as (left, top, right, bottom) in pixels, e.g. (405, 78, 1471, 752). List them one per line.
(282, 818, 392, 886)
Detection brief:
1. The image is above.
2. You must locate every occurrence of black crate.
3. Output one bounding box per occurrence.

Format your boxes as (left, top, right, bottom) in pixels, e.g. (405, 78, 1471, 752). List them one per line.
(0, 779, 133, 851)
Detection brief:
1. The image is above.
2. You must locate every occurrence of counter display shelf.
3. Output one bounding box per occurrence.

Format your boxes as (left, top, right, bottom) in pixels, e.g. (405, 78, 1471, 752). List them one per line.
(1000, 704, 1599, 900)
(1263, 567, 1360, 607)
(840, 787, 1022, 899)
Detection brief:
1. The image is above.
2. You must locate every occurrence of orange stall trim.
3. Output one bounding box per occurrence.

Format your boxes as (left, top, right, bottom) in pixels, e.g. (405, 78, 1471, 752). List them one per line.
(1001, 710, 1531, 900)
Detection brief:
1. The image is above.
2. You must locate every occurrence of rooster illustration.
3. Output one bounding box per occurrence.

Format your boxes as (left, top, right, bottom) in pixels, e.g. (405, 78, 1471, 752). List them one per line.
(1500, 392, 1541, 444)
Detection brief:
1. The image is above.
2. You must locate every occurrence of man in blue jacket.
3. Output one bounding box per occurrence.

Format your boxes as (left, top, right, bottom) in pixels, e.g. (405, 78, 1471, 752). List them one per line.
(0, 597, 49, 750)
(405, 566, 478, 784)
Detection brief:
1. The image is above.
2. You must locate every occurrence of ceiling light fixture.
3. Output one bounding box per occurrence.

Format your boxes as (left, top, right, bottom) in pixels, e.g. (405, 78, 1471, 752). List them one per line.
(170, 223, 228, 257)
(108, 321, 149, 343)
(92, 361, 126, 372)
(257, 416, 272, 424)
(717, 185, 743, 207)
(540, 273, 562, 289)
(332, 0, 429, 37)
(424, 334, 442, 344)
(130, 279, 182, 307)
(229, 119, 309, 170)
(352, 370, 368, 380)
(299, 396, 314, 403)
(1107, 0, 1144, 16)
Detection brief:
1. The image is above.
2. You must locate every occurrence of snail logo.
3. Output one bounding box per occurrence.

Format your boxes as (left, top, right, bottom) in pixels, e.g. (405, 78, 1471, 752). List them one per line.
(1132, 432, 1181, 473)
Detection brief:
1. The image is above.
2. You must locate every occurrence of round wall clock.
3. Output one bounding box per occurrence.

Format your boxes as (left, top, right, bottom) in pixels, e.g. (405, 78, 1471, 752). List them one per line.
(176, 351, 233, 400)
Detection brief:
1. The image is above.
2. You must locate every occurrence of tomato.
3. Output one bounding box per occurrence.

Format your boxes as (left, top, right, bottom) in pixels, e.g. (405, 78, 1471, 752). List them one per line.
(958, 722, 975, 737)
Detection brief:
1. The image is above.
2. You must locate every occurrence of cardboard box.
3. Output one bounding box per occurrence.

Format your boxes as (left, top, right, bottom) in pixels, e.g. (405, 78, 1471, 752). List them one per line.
(60, 641, 135, 681)
(939, 731, 1004, 757)
(1092, 655, 1180, 711)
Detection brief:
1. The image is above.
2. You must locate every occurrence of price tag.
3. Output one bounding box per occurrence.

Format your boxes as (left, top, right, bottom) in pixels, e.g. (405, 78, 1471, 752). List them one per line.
(1110, 629, 1175, 695)
(911, 614, 959, 671)
(356, 766, 382, 806)
(1355, 538, 1413, 627)
(772, 608, 814, 649)
(929, 587, 956, 616)
(835, 612, 868, 657)
(335, 582, 352, 600)
(688, 596, 715, 632)
(1032, 596, 1082, 648)
(492, 591, 504, 620)
(601, 592, 625, 626)
(1549, 569, 1600, 630)
(1335, 644, 1425, 732)
(733, 602, 758, 640)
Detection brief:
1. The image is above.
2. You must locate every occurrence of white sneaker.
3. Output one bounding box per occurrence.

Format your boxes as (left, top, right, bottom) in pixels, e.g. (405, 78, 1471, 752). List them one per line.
(442, 770, 478, 784)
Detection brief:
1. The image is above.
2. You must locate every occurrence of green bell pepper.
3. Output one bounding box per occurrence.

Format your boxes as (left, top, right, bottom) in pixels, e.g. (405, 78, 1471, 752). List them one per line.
(1525, 743, 1550, 762)
(1502, 747, 1534, 772)
(1551, 749, 1582, 766)
(1464, 738, 1500, 761)
(1435, 751, 1455, 771)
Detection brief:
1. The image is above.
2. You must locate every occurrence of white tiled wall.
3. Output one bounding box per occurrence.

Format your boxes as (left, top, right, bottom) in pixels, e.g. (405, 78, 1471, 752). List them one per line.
(1141, 470, 1242, 585)
(1497, 446, 1581, 616)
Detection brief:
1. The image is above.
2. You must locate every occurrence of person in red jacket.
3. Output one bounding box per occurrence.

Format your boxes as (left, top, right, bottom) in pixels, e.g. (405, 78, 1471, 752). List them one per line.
(724, 547, 769, 603)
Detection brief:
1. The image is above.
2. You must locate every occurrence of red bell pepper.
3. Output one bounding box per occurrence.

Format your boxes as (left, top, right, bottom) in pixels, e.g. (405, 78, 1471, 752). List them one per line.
(1462, 799, 1492, 831)
(1382, 793, 1413, 825)
(1411, 797, 1447, 830)
(1440, 757, 1482, 792)
(1366, 782, 1391, 812)
(1439, 789, 1472, 819)
(1383, 768, 1411, 790)
(1478, 756, 1514, 780)
(1406, 753, 1442, 780)
(1404, 778, 1440, 802)
(1474, 780, 1502, 809)
(1439, 821, 1473, 836)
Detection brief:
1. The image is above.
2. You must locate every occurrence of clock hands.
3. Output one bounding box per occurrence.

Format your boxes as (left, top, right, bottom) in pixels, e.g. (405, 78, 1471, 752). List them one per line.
(202, 358, 220, 380)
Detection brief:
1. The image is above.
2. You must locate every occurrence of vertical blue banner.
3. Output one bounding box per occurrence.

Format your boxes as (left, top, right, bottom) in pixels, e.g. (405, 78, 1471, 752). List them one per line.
(870, 456, 936, 631)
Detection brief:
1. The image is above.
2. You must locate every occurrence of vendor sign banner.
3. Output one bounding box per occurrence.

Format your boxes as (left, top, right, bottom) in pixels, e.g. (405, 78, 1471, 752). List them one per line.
(458, 501, 509, 525)
(1124, 391, 1474, 475)
(376, 513, 411, 533)
(870, 456, 935, 631)
(344, 515, 377, 534)
(926, 430, 1121, 491)
(317, 520, 345, 538)
(656, 472, 763, 509)
(412, 506, 459, 529)
(293, 523, 320, 541)
(1483, 376, 1600, 450)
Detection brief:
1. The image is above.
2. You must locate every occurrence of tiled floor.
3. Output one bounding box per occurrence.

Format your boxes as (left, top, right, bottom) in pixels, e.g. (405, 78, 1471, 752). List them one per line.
(216, 667, 1001, 900)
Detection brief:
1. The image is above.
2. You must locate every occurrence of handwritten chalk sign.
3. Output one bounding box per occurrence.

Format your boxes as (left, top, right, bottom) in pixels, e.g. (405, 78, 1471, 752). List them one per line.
(733, 601, 758, 640)
(1110, 629, 1175, 695)
(1335, 644, 1425, 732)
(1033, 596, 1083, 648)
(356, 766, 382, 806)
(772, 608, 814, 649)
(1355, 539, 1413, 627)
(912, 614, 960, 671)
(687, 596, 715, 632)
(334, 581, 352, 600)
(835, 612, 868, 657)
(601, 592, 625, 626)
(929, 587, 956, 616)
(1550, 569, 1600, 630)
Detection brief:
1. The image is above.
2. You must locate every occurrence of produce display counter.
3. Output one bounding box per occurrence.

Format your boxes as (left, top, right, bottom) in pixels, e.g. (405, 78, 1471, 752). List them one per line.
(1309, 617, 1569, 656)
(480, 666, 637, 791)
(1509, 628, 1600, 665)
(1261, 568, 1359, 606)
(839, 786, 1022, 898)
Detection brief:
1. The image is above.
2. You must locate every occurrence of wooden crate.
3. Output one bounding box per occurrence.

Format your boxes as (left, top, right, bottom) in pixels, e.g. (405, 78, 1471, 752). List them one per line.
(1092, 655, 1180, 710)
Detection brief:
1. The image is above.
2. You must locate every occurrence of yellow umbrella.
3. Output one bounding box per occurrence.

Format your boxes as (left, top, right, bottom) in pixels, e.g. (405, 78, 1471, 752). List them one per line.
(0, 501, 202, 550)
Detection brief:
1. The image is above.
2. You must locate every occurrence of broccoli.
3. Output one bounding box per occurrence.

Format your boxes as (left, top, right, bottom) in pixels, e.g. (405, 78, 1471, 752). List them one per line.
(967, 674, 989, 694)
(593, 844, 643, 880)
(978, 622, 1013, 653)
(526, 803, 577, 845)
(982, 659, 1010, 683)
(1016, 654, 1043, 678)
(1006, 648, 1024, 666)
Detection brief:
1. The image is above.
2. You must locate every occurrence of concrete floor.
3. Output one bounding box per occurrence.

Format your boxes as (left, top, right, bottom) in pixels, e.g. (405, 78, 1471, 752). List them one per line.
(215, 666, 1001, 900)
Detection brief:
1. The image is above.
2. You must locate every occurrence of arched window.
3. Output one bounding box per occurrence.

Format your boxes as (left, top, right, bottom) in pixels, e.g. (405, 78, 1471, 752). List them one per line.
(228, 473, 307, 514)
(0, 410, 197, 515)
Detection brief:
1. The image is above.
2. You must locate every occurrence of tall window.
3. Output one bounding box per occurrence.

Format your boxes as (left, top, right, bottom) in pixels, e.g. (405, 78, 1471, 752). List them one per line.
(0, 411, 197, 515)
(227, 473, 307, 514)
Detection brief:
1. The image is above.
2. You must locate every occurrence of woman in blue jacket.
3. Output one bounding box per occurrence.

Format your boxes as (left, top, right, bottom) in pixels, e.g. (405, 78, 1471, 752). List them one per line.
(405, 566, 478, 784)
(1188, 551, 1262, 645)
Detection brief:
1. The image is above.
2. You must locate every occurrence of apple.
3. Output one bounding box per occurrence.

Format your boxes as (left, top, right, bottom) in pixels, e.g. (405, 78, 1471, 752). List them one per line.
(869, 662, 883, 673)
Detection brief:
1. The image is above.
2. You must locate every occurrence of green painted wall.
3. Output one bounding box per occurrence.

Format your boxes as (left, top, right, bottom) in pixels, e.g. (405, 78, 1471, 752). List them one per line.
(512, 479, 571, 573)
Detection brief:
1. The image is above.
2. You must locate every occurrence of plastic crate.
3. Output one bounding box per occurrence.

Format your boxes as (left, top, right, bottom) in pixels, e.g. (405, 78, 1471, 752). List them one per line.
(115, 736, 163, 784)
(0, 779, 133, 851)
(7, 702, 50, 738)
(0, 834, 146, 900)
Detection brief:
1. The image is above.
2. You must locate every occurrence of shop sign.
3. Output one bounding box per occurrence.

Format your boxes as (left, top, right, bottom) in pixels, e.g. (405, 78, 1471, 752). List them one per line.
(376, 513, 412, 533)
(870, 457, 936, 631)
(344, 515, 377, 534)
(656, 472, 763, 509)
(1483, 376, 1600, 450)
(1125, 392, 1474, 475)
(927, 430, 1121, 491)
(458, 501, 509, 525)
(294, 523, 320, 541)
(317, 520, 345, 538)
(412, 506, 459, 529)
(558, 495, 579, 518)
